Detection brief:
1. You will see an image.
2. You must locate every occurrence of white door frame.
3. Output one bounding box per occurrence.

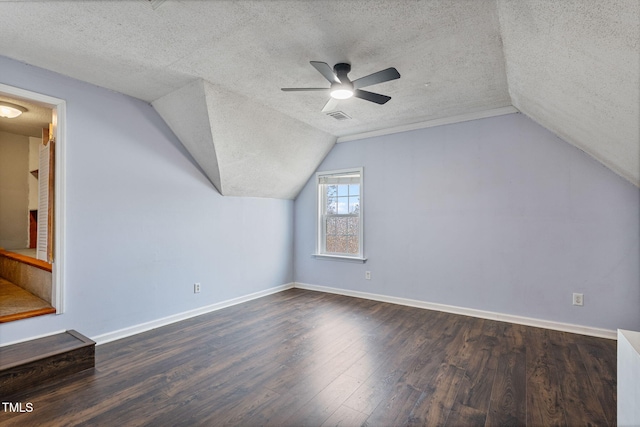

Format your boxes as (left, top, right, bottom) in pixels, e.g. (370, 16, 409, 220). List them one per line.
(0, 83, 67, 313)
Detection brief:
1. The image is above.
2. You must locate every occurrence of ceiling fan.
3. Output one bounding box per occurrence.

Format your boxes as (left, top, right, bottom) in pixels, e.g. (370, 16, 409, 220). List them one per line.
(281, 61, 401, 112)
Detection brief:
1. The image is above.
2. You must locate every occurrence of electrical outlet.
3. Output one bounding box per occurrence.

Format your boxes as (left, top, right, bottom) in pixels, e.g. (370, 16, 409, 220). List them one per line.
(572, 293, 583, 306)
(365, 271, 371, 280)
(194, 283, 201, 293)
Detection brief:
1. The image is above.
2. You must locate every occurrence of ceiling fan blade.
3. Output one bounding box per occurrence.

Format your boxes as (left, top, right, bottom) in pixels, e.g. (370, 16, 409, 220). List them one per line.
(310, 61, 340, 83)
(321, 97, 340, 112)
(354, 89, 391, 105)
(281, 88, 329, 91)
(352, 67, 400, 89)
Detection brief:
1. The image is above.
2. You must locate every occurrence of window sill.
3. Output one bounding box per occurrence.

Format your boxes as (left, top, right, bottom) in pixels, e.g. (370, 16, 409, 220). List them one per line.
(312, 254, 367, 263)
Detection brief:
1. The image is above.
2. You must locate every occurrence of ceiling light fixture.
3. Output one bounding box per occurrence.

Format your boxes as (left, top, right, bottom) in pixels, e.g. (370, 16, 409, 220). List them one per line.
(0, 102, 27, 119)
(330, 83, 354, 100)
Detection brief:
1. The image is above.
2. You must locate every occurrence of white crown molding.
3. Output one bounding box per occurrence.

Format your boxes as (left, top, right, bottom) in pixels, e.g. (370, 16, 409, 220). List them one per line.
(294, 282, 616, 340)
(336, 106, 520, 143)
(92, 283, 295, 345)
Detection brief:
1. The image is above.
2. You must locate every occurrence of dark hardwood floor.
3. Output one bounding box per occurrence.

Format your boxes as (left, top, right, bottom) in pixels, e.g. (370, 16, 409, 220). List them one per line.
(1, 289, 616, 426)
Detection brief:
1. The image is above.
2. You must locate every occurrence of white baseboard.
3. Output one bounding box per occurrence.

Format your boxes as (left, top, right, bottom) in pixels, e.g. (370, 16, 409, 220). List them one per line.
(92, 280, 617, 345)
(7, 280, 614, 349)
(93, 282, 295, 345)
(294, 282, 617, 340)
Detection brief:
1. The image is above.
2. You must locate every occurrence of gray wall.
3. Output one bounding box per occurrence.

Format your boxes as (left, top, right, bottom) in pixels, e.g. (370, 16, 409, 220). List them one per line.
(294, 114, 640, 331)
(0, 131, 29, 249)
(0, 55, 294, 345)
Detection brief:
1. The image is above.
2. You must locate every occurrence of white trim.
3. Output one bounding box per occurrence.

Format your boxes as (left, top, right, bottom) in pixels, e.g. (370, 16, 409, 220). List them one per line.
(312, 254, 367, 263)
(0, 83, 65, 106)
(315, 167, 364, 259)
(0, 83, 66, 314)
(619, 329, 640, 352)
(92, 283, 295, 345)
(617, 329, 640, 426)
(53, 101, 67, 312)
(336, 106, 520, 143)
(294, 282, 617, 340)
(0, 329, 67, 348)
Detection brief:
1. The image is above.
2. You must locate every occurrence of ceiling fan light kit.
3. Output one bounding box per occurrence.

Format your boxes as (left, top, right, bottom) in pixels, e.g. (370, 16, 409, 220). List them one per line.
(330, 85, 354, 100)
(282, 61, 400, 113)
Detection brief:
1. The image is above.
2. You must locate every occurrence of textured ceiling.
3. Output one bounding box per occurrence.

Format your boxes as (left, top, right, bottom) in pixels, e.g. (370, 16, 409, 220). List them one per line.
(0, 0, 637, 197)
(498, 0, 640, 187)
(152, 79, 335, 198)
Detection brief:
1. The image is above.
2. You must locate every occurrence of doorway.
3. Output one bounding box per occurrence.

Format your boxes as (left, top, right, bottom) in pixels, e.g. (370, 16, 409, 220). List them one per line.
(0, 84, 66, 322)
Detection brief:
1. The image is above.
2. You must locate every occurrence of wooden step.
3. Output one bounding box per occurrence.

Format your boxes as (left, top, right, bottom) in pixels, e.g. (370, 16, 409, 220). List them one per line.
(0, 330, 95, 397)
(0, 278, 56, 323)
(0, 250, 53, 313)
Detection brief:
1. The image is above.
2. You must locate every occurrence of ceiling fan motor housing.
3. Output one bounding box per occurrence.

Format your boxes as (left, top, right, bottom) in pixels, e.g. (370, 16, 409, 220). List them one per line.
(333, 63, 351, 81)
(330, 63, 354, 99)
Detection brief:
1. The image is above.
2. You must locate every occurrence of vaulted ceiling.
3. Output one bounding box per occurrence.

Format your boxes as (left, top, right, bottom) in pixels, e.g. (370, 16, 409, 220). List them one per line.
(0, 0, 637, 198)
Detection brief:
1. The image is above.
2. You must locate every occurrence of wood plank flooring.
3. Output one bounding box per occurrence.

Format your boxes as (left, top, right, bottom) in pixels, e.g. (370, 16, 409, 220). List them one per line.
(0, 289, 616, 426)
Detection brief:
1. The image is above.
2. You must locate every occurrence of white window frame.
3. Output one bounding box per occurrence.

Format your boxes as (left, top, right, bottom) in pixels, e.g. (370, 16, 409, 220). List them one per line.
(313, 167, 366, 262)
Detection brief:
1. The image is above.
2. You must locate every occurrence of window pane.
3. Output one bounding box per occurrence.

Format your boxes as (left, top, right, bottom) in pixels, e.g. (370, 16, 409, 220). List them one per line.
(327, 235, 348, 254)
(337, 196, 349, 214)
(347, 236, 359, 254)
(349, 184, 359, 196)
(325, 216, 358, 254)
(326, 185, 338, 197)
(335, 216, 347, 235)
(326, 217, 336, 236)
(326, 196, 337, 214)
(326, 236, 337, 253)
(349, 196, 360, 214)
(337, 184, 349, 197)
(335, 236, 347, 253)
(347, 217, 359, 236)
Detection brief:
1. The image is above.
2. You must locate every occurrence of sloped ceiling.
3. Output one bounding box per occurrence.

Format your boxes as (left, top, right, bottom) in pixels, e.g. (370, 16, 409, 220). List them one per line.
(0, 0, 637, 198)
(152, 79, 335, 198)
(498, 0, 640, 187)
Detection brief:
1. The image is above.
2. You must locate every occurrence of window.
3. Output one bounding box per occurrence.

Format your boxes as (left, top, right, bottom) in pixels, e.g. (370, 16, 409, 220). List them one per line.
(315, 168, 365, 261)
